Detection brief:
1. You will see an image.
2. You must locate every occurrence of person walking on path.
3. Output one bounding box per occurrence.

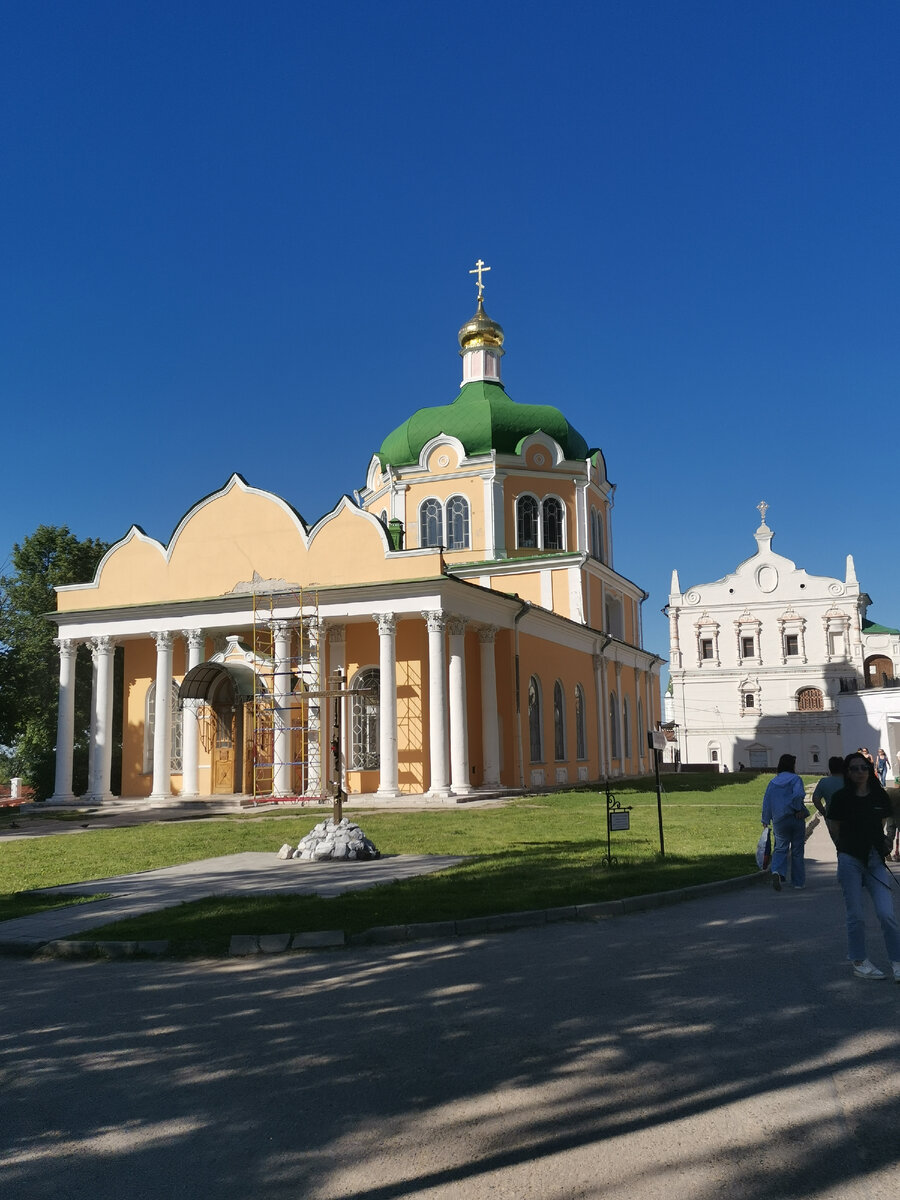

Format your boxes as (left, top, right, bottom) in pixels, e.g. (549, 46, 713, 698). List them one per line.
(875, 748, 889, 788)
(826, 751, 900, 981)
(761, 753, 808, 891)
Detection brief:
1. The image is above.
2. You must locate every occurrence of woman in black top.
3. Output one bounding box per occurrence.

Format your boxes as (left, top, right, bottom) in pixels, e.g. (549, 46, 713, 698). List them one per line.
(827, 752, 900, 981)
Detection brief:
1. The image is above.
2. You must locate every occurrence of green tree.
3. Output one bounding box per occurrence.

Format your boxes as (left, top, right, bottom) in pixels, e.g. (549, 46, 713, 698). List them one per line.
(0, 526, 109, 800)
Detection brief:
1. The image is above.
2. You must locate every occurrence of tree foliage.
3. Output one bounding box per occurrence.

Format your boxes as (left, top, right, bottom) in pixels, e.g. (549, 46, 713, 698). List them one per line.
(0, 525, 109, 799)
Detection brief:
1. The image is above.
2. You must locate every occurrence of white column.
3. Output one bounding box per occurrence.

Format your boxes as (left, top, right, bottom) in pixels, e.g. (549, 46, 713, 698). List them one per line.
(479, 626, 501, 789)
(327, 624, 347, 793)
(181, 629, 204, 798)
(423, 611, 450, 797)
(375, 612, 400, 796)
(51, 638, 79, 803)
(86, 645, 99, 797)
(87, 636, 116, 802)
(150, 631, 174, 802)
(269, 621, 293, 797)
(593, 652, 608, 780)
(448, 616, 471, 795)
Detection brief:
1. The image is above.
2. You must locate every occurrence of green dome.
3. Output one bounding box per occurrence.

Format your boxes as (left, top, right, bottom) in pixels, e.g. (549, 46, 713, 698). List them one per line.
(378, 380, 593, 468)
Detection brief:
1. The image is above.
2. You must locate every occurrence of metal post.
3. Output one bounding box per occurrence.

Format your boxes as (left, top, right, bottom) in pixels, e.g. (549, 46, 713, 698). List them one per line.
(330, 669, 345, 825)
(655, 748, 665, 858)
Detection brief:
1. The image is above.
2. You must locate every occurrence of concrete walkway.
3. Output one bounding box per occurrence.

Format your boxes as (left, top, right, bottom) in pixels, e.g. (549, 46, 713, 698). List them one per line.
(2, 819, 899, 1200)
(0, 853, 467, 948)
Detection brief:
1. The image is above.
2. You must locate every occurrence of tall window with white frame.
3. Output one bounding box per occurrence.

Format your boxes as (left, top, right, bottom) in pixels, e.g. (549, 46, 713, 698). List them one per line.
(445, 495, 470, 550)
(608, 690, 619, 759)
(517, 495, 539, 548)
(543, 497, 564, 551)
(143, 680, 183, 774)
(419, 499, 443, 548)
(350, 668, 380, 769)
(553, 680, 566, 761)
(574, 683, 587, 760)
(528, 676, 543, 762)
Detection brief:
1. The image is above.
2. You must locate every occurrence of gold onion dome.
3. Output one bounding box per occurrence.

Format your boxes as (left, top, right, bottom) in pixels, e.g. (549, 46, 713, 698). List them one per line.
(458, 296, 504, 350)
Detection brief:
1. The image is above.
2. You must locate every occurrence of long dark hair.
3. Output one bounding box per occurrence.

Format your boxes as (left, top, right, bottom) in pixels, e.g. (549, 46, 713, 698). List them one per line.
(843, 752, 882, 794)
(776, 753, 797, 774)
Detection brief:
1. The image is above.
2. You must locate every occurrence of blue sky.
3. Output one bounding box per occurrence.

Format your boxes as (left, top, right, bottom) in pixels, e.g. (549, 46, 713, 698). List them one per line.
(2, 1, 898, 676)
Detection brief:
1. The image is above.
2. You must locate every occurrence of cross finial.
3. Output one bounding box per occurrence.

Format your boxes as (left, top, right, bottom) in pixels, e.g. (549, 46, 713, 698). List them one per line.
(469, 258, 491, 300)
(757, 500, 769, 524)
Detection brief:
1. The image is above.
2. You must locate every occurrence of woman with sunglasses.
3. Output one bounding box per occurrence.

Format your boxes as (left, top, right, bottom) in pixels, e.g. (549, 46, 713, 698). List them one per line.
(826, 752, 900, 981)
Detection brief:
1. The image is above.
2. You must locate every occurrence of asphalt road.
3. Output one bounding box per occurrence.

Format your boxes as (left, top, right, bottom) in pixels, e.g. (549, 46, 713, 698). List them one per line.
(2, 821, 899, 1200)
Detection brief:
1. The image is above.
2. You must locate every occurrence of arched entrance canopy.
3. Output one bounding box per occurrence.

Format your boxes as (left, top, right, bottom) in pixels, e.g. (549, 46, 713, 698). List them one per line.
(179, 662, 260, 703)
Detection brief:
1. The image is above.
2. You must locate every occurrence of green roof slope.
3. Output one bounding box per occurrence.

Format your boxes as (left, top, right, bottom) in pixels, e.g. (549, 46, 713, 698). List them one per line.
(378, 380, 593, 468)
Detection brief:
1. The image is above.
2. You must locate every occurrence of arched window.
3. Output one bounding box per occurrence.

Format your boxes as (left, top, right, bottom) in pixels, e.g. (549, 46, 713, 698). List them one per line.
(419, 498, 443, 548)
(574, 684, 587, 760)
(590, 508, 603, 561)
(623, 696, 632, 761)
(350, 668, 380, 769)
(797, 687, 824, 712)
(553, 680, 566, 760)
(446, 495, 470, 550)
(543, 497, 564, 550)
(608, 690, 619, 759)
(379, 509, 388, 527)
(517, 495, 539, 548)
(744, 693, 755, 709)
(143, 680, 183, 774)
(528, 675, 543, 761)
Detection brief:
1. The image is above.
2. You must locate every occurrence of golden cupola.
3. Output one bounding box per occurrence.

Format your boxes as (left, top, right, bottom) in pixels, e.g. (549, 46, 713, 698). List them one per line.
(458, 259, 505, 385)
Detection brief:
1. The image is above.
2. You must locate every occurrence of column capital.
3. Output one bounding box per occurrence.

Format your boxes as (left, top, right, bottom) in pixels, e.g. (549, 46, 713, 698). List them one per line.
(152, 630, 174, 650)
(269, 619, 293, 641)
(447, 616, 466, 638)
(327, 622, 347, 644)
(182, 628, 206, 650)
(477, 624, 498, 644)
(422, 610, 447, 633)
(375, 612, 397, 636)
(54, 637, 78, 658)
(90, 635, 116, 658)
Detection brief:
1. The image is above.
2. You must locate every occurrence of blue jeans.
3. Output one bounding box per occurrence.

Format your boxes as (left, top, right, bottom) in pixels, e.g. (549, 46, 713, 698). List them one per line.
(771, 815, 806, 886)
(836, 850, 900, 962)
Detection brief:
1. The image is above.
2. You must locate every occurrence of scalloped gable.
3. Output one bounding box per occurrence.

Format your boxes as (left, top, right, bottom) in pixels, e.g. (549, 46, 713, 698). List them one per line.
(56, 476, 442, 611)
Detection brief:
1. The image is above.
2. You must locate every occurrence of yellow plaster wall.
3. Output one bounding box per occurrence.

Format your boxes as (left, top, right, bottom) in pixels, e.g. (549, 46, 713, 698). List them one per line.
(58, 484, 445, 611)
(487, 571, 542, 606)
(519, 633, 598, 779)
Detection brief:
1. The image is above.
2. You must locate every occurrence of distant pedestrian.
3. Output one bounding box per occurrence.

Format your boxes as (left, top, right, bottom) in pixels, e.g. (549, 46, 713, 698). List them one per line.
(761, 753, 808, 891)
(826, 752, 900, 982)
(876, 748, 889, 787)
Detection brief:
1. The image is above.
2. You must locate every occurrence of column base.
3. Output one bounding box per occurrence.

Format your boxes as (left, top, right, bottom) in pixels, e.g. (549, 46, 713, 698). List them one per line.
(376, 787, 401, 798)
(47, 793, 78, 806)
(451, 785, 473, 796)
(427, 787, 452, 800)
(148, 792, 175, 804)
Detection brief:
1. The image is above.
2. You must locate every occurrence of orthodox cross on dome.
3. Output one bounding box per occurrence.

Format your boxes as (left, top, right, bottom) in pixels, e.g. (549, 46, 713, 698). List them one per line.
(757, 500, 769, 525)
(469, 258, 491, 300)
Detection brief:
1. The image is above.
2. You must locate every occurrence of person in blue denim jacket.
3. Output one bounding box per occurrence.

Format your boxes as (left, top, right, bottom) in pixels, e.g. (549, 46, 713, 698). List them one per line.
(761, 753, 807, 891)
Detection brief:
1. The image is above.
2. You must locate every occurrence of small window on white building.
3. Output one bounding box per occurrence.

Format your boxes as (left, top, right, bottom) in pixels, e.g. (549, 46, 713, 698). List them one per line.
(741, 636, 755, 659)
(744, 693, 755, 709)
(700, 639, 714, 660)
(784, 634, 799, 657)
(828, 631, 845, 656)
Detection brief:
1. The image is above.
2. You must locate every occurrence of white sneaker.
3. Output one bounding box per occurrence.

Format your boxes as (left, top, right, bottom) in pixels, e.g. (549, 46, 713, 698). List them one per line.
(891, 962, 900, 983)
(853, 959, 886, 980)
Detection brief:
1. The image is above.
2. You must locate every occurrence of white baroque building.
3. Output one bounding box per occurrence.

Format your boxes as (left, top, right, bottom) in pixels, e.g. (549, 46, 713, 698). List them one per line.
(667, 506, 900, 772)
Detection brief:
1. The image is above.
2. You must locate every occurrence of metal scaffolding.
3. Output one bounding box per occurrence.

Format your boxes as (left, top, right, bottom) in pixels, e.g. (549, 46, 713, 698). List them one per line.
(249, 589, 323, 802)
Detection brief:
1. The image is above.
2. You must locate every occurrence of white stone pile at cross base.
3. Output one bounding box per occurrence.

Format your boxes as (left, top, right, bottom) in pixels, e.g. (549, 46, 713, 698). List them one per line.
(276, 817, 381, 862)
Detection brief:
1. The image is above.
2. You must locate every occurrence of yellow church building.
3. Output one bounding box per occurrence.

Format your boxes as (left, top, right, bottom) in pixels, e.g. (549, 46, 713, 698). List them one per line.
(49, 274, 662, 805)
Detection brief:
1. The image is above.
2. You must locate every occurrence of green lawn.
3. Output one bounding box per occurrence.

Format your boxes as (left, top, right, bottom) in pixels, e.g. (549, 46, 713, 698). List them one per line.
(0, 773, 789, 953)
